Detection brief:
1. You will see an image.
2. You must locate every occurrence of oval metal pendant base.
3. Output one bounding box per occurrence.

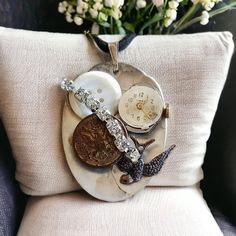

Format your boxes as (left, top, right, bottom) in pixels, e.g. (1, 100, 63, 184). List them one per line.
(62, 62, 167, 202)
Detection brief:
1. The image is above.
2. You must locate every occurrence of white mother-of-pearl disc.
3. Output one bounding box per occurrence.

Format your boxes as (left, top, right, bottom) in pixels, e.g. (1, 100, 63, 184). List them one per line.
(69, 71, 122, 118)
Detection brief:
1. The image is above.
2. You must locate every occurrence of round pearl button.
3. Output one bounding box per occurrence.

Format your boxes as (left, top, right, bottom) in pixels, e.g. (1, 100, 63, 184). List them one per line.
(69, 71, 122, 118)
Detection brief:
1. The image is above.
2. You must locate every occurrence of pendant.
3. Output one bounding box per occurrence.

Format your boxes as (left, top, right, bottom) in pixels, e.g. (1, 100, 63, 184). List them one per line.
(61, 41, 174, 202)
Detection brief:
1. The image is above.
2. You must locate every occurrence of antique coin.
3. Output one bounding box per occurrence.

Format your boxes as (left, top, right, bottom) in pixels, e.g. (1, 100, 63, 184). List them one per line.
(73, 114, 127, 167)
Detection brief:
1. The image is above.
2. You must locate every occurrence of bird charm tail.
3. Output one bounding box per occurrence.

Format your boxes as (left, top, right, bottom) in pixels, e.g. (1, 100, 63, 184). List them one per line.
(143, 144, 176, 177)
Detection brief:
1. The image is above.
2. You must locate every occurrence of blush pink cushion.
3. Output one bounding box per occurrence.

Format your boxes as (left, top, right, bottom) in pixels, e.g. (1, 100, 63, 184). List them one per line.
(0, 27, 234, 195)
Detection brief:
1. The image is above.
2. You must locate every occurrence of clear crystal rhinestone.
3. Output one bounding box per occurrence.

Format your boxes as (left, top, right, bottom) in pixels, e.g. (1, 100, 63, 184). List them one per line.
(106, 119, 118, 129)
(126, 149, 140, 162)
(96, 107, 111, 121)
(106, 119, 122, 135)
(113, 129, 123, 139)
(108, 124, 122, 137)
(114, 136, 130, 152)
(61, 78, 74, 92)
(75, 88, 89, 102)
(85, 97, 100, 111)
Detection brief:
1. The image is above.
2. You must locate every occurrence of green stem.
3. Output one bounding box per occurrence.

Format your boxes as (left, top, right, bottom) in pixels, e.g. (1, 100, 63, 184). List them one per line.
(149, 4, 155, 15)
(140, 3, 153, 18)
(110, 16, 113, 34)
(163, 0, 169, 10)
(172, 16, 201, 34)
(172, 2, 236, 34)
(68, 0, 77, 6)
(171, 3, 201, 34)
(209, 1, 236, 17)
(138, 13, 162, 34)
(123, 0, 136, 20)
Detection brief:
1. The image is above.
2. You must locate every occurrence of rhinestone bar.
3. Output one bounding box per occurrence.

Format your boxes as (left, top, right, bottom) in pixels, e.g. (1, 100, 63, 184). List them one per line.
(61, 79, 141, 163)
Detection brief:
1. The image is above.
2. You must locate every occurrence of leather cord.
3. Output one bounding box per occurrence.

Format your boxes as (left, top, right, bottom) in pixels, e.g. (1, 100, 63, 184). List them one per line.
(87, 33, 136, 53)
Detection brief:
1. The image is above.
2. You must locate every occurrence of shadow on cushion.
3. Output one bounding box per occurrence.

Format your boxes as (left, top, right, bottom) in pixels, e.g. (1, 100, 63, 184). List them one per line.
(0, 120, 27, 236)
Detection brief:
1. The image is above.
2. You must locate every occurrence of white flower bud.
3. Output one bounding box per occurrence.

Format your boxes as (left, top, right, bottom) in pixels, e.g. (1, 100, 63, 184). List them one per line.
(200, 17, 209, 25)
(152, 0, 164, 7)
(82, 2, 89, 10)
(98, 12, 108, 22)
(104, 0, 124, 8)
(114, 0, 124, 7)
(166, 9, 177, 20)
(65, 13, 73, 23)
(67, 4, 75, 13)
(62, 1, 68, 7)
(203, 1, 215, 10)
(89, 8, 98, 18)
(111, 8, 122, 20)
(74, 16, 83, 25)
(76, 5, 83, 14)
(93, 2, 103, 10)
(136, 0, 147, 9)
(163, 18, 173, 27)
(58, 3, 67, 13)
(200, 10, 209, 25)
(210, 1, 215, 7)
(105, 0, 113, 7)
(168, 0, 179, 9)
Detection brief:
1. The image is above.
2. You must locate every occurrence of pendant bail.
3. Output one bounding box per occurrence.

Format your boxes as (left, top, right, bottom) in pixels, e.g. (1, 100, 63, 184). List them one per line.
(108, 42, 119, 73)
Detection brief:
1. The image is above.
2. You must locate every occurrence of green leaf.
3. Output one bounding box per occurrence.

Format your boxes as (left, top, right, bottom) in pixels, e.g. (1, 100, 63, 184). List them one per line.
(123, 22, 136, 32)
(181, 0, 190, 5)
(101, 7, 111, 15)
(99, 22, 110, 28)
(123, 0, 136, 19)
(116, 20, 122, 27)
(139, 13, 162, 35)
(68, 0, 77, 6)
(118, 26, 126, 34)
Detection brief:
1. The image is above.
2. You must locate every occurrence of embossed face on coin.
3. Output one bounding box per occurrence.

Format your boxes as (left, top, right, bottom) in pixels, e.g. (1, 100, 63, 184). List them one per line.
(73, 114, 125, 168)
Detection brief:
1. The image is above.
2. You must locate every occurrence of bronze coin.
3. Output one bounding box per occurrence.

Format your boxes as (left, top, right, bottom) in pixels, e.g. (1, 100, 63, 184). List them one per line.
(73, 114, 126, 168)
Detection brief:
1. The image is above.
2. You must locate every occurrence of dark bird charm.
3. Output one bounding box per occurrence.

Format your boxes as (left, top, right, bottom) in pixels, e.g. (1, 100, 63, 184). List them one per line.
(117, 140, 176, 184)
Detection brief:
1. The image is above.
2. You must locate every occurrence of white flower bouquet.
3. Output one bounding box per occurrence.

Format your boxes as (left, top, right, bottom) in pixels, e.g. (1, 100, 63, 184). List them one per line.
(58, 0, 236, 34)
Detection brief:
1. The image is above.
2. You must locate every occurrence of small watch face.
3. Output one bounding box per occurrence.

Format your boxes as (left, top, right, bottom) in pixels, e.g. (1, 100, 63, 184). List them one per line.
(118, 86, 164, 130)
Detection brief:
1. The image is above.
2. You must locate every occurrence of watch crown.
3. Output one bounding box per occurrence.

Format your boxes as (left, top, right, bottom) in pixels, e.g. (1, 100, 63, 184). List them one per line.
(163, 103, 170, 118)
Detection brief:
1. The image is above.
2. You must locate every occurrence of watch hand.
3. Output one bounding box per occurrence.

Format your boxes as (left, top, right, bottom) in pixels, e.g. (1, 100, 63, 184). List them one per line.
(143, 95, 149, 105)
(136, 101, 152, 120)
(140, 104, 152, 120)
(137, 95, 148, 105)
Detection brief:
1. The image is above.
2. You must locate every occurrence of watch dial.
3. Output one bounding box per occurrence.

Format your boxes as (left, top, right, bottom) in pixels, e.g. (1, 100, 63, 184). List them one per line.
(118, 86, 164, 129)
